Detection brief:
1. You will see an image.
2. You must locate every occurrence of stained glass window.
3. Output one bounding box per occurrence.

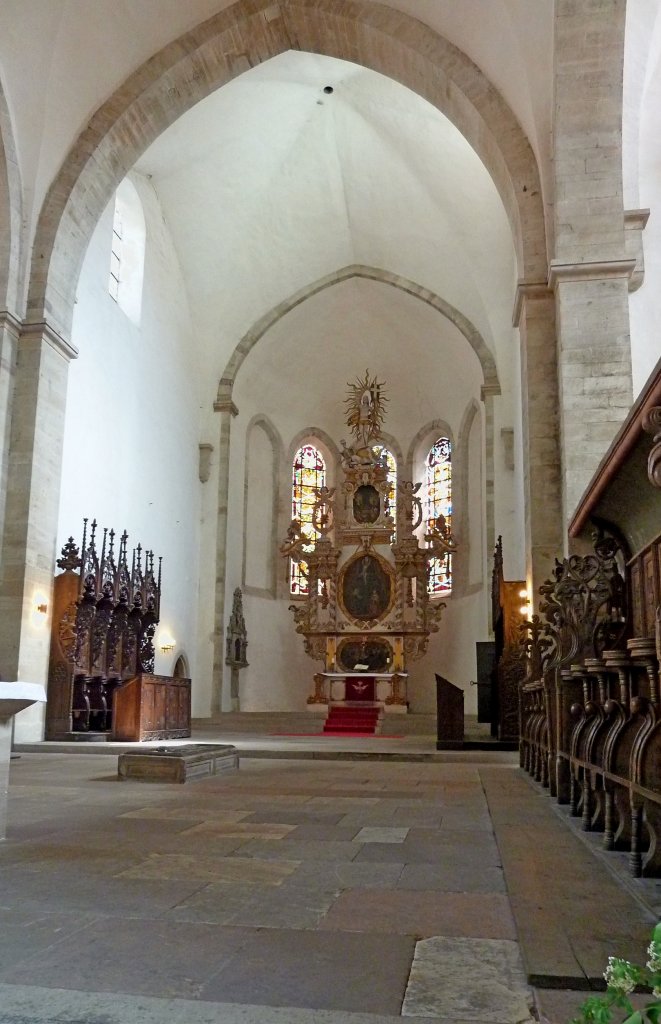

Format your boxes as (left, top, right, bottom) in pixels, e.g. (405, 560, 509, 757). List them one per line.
(371, 445, 397, 528)
(290, 444, 326, 596)
(425, 437, 452, 595)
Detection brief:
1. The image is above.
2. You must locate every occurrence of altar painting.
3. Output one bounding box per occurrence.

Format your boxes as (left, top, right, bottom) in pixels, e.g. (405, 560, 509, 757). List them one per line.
(340, 553, 393, 622)
(337, 637, 393, 672)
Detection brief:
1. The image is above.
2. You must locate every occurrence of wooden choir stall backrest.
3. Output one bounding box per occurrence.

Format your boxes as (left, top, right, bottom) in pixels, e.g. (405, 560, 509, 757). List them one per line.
(490, 537, 526, 743)
(519, 357, 661, 876)
(45, 520, 190, 741)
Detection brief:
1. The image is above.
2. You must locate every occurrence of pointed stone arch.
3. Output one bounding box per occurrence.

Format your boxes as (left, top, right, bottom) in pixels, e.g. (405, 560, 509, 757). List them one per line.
(218, 264, 500, 401)
(26, 0, 546, 340)
(0, 73, 22, 316)
(242, 413, 285, 598)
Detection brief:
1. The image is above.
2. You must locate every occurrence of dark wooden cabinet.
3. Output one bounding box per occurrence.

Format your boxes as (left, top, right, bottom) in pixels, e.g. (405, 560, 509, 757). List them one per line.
(112, 674, 191, 742)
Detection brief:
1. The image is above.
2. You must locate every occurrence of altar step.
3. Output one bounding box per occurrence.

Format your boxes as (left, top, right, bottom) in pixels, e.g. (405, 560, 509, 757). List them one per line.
(323, 705, 382, 736)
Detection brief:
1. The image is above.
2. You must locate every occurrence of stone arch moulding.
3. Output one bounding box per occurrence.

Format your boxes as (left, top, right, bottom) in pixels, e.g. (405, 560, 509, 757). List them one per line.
(27, 0, 546, 342)
(172, 651, 191, 678)
(219, 265, 501, 399)
(242, 413, 284, 599)
(0, 72, 23, 317)
(405, 418, 455, 482)
(453, 399, 483, 599)
(287, 427, 340, 484)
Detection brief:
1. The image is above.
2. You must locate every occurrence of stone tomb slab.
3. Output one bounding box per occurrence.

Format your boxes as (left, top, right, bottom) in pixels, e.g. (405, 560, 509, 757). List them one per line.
(402, 936, 533, 1022)
(117, 744, 238, 783)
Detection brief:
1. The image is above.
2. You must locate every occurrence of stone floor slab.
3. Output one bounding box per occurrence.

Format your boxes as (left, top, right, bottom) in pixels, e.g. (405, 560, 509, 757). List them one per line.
(319, 889, 516, 939)
(353, 838, 500, 866)
(287, 824, 361, 842)
(353, 826, 409, 843)
(396, 862, 507, 894)
(234, 839, 361, 862)
(287, 860, 404, 891)
(0, 908, 99, 971)
(119, 807, 252, 822)
(402, 936, 533, 1022)
(0, 984, 440, 1024)
(181, 821, 296, 839)
(201, 928, 416, 1013)
(245, 810, 346, 825)
(117, 854, 301, 885)
(0, 919, 254, 998)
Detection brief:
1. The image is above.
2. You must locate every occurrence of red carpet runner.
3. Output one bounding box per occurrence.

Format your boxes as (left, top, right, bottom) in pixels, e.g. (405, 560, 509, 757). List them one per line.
(323, 705, 382, 736)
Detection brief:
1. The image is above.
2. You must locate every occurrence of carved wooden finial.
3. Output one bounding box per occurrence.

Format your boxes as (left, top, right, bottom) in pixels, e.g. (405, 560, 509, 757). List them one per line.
(56, 537, 82, 572)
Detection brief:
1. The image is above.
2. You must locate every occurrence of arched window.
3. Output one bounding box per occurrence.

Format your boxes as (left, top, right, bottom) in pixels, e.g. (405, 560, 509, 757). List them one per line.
(108, 177, 146, 325)
(425, 437, 452, 595)
(290, 444, 326, 596)
(372, 444, 397, 527)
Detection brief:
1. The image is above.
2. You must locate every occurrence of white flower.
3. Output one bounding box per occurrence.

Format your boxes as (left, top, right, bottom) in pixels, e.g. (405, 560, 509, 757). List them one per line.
(604, 956, 636, 994)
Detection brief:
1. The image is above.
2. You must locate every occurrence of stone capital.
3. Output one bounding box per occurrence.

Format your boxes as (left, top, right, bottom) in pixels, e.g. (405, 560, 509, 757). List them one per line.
(0, 310, 23, 340)
(624, 208, 650, 231)
(480, 383, 501, 402)
(213, 398, 239, 416)
(20, 320, 79, 361)
(547, 259, 636, 289)
(512, 281, 552, 327)
(214, 376, 238, 416)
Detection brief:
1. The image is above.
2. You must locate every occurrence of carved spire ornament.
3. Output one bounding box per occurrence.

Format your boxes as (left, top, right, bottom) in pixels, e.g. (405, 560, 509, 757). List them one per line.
(643, 406, 661, 489)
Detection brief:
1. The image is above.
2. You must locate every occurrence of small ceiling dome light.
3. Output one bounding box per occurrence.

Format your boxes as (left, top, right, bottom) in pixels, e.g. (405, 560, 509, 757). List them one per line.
(323, 85, 334, 94)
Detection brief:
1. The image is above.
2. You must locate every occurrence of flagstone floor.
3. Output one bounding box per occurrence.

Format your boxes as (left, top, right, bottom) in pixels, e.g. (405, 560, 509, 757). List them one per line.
(0, 750, 658, 1024)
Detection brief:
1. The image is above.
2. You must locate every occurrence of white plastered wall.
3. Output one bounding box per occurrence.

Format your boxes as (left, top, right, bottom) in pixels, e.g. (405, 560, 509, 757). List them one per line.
(56, 173, 201, 692)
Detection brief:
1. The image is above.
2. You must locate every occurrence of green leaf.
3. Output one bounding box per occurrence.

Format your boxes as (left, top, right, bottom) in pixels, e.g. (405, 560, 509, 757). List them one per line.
(622, 1012, 643, 1024)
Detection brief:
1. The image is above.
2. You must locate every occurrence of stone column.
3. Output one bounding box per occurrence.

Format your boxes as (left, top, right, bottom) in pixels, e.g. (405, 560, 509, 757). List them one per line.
(480, 384, 499, 571)
(552, 0, 633, 519)
(211, 383, 238, 715)
(0, 321, 77, 741)
(0, 310, 20, 548)
(514, 285, 564, 596)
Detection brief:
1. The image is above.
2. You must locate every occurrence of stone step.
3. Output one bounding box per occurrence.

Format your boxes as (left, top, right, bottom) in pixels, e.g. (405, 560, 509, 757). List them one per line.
(194, 712, 439, 735)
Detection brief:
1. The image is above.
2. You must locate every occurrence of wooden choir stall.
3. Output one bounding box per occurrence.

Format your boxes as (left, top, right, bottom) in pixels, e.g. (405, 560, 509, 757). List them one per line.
(45, 520, 190, 742)
(520, 357, 661, 876)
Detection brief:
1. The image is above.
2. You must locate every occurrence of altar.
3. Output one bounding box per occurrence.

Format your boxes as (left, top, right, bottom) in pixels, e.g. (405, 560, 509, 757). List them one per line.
(308, 672, 409, 713)
(281, 371, 456, 711)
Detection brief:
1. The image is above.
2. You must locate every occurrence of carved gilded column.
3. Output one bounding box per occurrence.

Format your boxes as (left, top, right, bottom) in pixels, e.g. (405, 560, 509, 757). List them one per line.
(211, 382, 238, 715)
(0, 320, 78, 740)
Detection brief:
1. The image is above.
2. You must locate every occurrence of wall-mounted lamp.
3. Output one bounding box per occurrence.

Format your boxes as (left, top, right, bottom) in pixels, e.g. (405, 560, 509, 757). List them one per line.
(31, 592, 49, 629)
(159, 631, 176, 652)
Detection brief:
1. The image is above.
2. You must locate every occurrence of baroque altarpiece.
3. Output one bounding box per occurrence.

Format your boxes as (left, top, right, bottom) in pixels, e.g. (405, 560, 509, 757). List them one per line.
(281, 372, 456, 711)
